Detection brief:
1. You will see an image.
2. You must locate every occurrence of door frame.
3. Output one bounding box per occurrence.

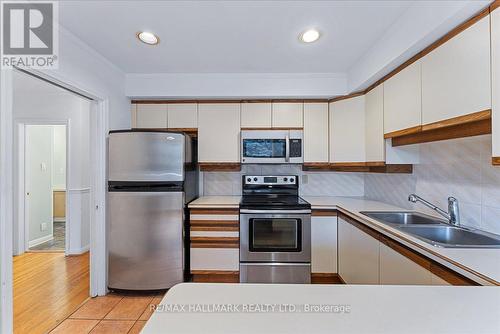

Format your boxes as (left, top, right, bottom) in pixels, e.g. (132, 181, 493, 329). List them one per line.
(16, 121, 70, 254)
(0, 67, 109, 334)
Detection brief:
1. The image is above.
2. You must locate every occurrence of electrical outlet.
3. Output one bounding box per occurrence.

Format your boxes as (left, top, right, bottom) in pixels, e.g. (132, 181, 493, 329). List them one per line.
(40, 223, 47, 231)
(40, 162, 47, 171)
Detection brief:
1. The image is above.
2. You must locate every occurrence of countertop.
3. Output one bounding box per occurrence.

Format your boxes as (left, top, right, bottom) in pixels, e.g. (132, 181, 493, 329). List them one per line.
(188, 195, 500, 285)
(142, 283, 500, 334)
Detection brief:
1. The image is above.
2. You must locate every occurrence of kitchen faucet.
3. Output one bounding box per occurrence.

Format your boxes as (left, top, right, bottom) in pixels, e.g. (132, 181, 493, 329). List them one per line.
(408, 194, 460, 226)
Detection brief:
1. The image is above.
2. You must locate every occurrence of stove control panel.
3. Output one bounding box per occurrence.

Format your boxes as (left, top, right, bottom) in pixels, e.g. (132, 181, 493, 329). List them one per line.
(244, 175, 297, 185)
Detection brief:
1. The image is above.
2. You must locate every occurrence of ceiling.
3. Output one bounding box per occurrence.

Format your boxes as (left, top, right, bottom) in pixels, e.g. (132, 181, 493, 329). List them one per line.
(59, 1, 416, 74)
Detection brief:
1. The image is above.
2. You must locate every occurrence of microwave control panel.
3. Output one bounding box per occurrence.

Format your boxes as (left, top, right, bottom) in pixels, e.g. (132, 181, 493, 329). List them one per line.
(289, 139, 302, 157)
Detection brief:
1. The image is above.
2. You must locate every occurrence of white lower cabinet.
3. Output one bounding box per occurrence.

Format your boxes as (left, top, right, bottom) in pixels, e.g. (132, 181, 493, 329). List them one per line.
(311, 216, 337, 274)
(338, 217, 379, 284)
(379, 241, 432, 285)
(190, 248, 239, 271)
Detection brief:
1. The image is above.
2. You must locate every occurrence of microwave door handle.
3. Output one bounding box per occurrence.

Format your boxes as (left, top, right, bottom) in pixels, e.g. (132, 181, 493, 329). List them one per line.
(285, 135, 290, 162)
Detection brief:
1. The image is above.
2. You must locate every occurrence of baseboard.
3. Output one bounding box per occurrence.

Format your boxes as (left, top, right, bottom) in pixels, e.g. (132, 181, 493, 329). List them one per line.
(28, 235, 53, 248)
(311, 273, 345, 284)
(67, 244, 90, 255)
(191, 270, 239, 283)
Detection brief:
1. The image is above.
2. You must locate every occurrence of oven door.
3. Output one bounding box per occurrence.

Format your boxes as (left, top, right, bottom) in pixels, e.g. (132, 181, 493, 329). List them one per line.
(240, 210, 311, 262)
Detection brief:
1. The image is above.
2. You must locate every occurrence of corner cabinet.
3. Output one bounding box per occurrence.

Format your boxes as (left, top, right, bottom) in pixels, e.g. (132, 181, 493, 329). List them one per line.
(198, 103, 241, 163)
(421, 15, 491, 125)
(492, 9, 500, 162)
(304, 102, 329, 163)
(383, 60, 422, 136)
(365, 85, 385, 163)
(329, 96, 366, 164)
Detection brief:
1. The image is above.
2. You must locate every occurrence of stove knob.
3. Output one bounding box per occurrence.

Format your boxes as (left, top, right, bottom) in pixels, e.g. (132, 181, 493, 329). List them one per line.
(253, 177, 258, 182)
(283, 177, 288, 182)
(290, 178, 295, 183)
(247, 178, 251, 182)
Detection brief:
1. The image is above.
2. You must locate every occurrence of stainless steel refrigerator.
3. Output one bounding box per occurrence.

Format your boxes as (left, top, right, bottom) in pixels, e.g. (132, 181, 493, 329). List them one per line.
(107, 130, 198, 290)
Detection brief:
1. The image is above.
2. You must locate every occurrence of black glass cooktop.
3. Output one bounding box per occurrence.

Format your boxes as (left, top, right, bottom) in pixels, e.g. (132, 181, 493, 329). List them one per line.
(240, 195, 311, 210)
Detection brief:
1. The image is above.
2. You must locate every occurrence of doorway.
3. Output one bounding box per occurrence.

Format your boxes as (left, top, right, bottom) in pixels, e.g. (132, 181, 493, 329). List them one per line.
(24, 124, 67, 252)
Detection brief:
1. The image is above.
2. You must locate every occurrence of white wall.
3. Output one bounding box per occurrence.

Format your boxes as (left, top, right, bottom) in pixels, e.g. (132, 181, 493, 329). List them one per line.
(52, 125, 66, 190)
(26, 125, 54, 245)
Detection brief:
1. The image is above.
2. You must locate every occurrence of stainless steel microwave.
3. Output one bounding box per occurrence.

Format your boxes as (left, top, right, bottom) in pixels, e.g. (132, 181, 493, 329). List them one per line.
(241, 130, 303, 164)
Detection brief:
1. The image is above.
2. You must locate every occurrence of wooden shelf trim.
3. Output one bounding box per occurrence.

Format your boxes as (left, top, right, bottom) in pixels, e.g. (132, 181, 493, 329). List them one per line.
(190, 236, 239, 248)
(339, 212, 479, 286)
(492, 157, 500, 165)
(311, 209, 338, 217)
(191, 270, 240, 283)
(311, 273, 344, 284)
(302, 162, 413, 174)
(199, 162, 241, 172)
(190, 208, 239, 215)
(384, 126, 422, 139)
(390, 110, 491, 147)
(190, 219, 239, 232)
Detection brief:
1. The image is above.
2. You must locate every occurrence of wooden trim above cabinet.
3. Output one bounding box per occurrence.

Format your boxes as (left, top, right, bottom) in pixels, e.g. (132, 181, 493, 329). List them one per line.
(199, 163, 241, 172)
(311, 273, 344, 284)
(302, 163, 413, 174)
(492, 0, 500, 12)
(391, 111, 491, 147)
(492, 157, 500, 165)
(240, 127, 303, 131)
(190, 208, 239, 215)
(191, 270, 239, 283)
(338, 212, 480, 286)
(190, 236, 239, 248)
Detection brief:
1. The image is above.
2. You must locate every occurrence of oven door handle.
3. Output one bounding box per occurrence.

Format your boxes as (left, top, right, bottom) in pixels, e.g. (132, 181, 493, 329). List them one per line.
(285, 134, 290, 162)
(240, 209, 311, 214)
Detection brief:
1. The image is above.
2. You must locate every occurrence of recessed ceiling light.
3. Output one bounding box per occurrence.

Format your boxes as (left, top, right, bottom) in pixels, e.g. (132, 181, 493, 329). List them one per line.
(137, 31, 159, 45)
(299, 29, 320, 43)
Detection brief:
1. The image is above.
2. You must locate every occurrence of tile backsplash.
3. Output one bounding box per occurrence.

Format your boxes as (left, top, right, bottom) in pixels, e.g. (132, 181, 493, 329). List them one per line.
(200, 134, 500, 236)
(365, 135, 500, 236)
(201, 164, 365, 197)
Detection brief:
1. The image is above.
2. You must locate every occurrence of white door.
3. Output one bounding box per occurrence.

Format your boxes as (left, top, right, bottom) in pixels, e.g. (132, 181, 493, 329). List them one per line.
(25, 125, 54, 249)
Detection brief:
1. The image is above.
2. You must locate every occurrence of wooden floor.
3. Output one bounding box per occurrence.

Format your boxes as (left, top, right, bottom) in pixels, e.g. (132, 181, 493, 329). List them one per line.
(14, 252, 90, 334)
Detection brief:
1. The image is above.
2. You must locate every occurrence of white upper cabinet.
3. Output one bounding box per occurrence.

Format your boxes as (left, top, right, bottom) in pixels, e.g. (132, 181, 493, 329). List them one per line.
(365, 85, 385, 163)
(421, 16, 491, 124)
(329, 96, 365, 163)
(384, 60, 422, 134)
(198, 103, 241, 162)
(167, 103, 198, 129)
(303, 102, 329, 163)
(271, 102, 303, 128)
(241, 103, 272, 128)
(492, 9, 500, 159)
(136, 104, 168, 128)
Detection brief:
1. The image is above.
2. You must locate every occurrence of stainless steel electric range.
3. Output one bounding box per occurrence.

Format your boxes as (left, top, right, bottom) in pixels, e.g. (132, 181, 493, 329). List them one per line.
(239, 175, 311, 284)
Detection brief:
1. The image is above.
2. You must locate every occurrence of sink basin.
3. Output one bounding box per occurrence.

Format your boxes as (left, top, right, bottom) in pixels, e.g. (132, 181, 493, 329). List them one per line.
(360, 211, 446, 225)
(396, 226, 500, 248)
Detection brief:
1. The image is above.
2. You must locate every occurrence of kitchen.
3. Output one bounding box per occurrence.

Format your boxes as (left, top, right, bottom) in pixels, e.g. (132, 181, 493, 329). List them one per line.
(1, 1, 500, 333)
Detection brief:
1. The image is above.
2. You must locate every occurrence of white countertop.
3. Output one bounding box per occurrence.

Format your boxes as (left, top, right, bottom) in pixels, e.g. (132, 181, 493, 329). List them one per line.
(187, 195, 500, 285)
(142, 283, 500, 334)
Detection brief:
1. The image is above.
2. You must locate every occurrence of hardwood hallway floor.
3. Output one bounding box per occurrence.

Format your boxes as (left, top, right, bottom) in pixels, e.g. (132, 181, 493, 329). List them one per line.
(14, 252, 90, 334)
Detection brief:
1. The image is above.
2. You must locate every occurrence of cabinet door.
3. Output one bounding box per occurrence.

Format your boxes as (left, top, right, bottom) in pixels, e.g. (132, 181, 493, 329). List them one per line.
(365, 85, 385, 163)
(241, 103, 272, 128)
(492, 9, 500, 159)
(136, 104, 168, 129)
(198, 104, 240, 162)
(311, 216, 337, 273)
(304, 102, 329, 163)
(271, 103, 303, 128)
(384, 61, 422, 134)
(338, 217, 379, 284)
(379, 242, 432, 285)
(329, 96, 365, 163)
(167, 103, 198, 129)
(422, 16, 491, 124)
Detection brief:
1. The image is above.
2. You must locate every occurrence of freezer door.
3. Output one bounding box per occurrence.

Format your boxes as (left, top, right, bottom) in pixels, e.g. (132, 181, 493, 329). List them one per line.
(108, 191, 184, 290)
(109, 132, 185, 182)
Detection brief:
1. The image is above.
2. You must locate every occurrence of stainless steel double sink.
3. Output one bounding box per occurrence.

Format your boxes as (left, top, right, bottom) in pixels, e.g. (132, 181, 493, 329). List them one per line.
(359, 211, 500, 248)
